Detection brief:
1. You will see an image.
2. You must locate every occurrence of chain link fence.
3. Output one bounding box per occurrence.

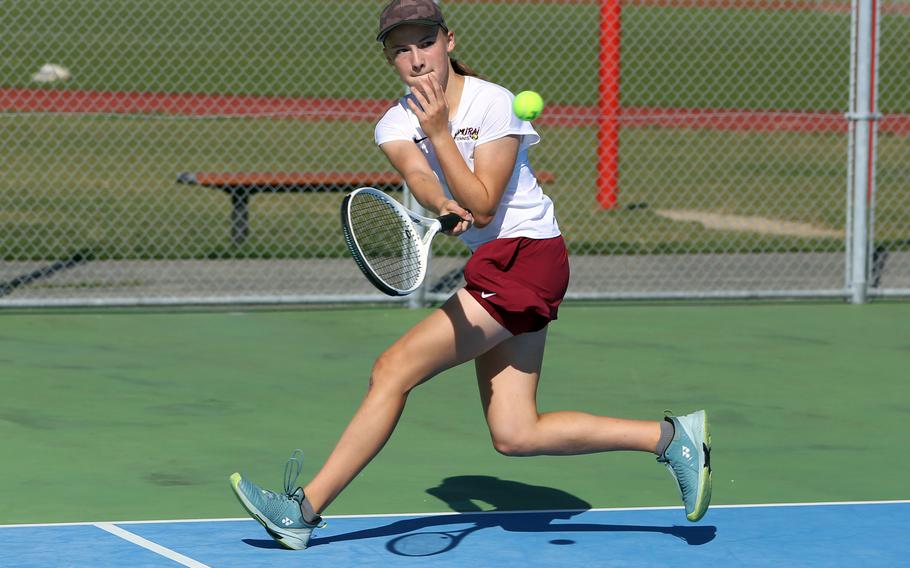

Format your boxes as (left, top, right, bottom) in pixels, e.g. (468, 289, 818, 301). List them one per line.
(874, 0, 910, 295)
(0, 0, 907, 306)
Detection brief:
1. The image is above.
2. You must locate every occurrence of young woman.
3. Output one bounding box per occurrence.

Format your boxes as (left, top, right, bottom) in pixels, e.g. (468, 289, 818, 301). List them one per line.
(230, 0, 711, 550)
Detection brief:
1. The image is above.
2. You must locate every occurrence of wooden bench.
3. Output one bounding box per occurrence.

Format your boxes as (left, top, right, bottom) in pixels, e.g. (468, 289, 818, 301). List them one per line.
(177, 170, 555, 245)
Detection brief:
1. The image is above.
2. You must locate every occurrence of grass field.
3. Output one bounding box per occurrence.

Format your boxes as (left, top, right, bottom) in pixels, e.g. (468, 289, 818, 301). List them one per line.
(8, 115, 906, 260)
(4, 1, 909, 110)
(1, 0, 909, 261)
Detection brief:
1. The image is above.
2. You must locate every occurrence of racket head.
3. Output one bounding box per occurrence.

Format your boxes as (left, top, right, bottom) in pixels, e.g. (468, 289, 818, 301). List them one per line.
(387, 531, 459, 556)
(341, 187, 429, 296)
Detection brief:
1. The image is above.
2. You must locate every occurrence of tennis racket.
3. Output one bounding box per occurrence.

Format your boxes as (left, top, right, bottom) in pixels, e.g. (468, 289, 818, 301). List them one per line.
(341, 187, 464, 296)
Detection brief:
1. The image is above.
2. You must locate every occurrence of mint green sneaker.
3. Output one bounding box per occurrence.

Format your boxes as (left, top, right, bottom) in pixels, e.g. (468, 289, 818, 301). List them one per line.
(230, 450, 323, 550)
(658, 410, 712, 522)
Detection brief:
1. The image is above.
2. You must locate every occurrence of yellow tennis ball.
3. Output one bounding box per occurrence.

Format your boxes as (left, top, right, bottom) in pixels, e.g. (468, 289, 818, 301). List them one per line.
(513, 90, 544, 121)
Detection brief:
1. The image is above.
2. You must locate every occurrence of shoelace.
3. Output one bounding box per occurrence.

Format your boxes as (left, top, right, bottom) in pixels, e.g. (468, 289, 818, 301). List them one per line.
(282, 449, 327, 529)
(283, 449, 304, 497)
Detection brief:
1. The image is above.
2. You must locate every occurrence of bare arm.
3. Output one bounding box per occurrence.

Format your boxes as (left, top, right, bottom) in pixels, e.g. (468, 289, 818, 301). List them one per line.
(430, 133, 519, 228)
(408, 73, 520, 228)
(379, 139, 474, 234)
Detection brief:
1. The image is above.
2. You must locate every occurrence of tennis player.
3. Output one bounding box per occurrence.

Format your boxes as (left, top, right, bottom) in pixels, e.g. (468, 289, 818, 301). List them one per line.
(230, 0, 711, 550)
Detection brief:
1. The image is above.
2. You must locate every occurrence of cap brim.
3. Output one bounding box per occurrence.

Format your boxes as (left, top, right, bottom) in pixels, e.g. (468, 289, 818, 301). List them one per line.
(377, 20, 447, 42)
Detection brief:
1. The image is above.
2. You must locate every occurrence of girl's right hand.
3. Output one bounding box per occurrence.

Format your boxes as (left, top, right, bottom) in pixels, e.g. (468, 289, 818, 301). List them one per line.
(438, 199, 474, 235)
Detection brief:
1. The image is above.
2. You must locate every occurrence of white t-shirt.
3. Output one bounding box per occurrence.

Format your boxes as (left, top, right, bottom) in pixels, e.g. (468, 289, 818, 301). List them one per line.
(374, 76, 560, 251)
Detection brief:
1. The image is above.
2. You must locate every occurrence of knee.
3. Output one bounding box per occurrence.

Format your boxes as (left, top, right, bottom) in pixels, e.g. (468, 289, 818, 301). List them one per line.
(368, 349, 418, 396)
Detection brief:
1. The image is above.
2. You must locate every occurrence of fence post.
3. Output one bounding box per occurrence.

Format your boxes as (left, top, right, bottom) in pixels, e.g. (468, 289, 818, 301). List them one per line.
(597, 0, 621, 209)
(846, 0, 880, 304)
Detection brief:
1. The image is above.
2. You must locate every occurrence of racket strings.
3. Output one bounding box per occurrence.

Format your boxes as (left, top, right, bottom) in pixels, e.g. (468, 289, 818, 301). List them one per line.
(347, 194, 424, 291)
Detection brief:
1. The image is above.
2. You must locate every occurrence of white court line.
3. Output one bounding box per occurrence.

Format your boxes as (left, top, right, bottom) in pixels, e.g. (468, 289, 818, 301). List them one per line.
(2, 499, 908, 529)
(94, 523, 210, 568)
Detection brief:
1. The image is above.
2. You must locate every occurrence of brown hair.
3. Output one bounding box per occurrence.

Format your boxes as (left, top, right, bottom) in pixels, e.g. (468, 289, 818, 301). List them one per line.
(450, 57, 482, 78)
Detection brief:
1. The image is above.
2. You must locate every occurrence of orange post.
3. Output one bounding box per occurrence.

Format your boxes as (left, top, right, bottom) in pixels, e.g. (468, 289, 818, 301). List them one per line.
(597, 0, 621, 209)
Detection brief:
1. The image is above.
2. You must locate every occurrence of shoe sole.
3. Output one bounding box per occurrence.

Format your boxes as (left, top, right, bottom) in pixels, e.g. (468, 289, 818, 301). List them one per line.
(680, 411, 712, 522)
(229, 472, 310, 550)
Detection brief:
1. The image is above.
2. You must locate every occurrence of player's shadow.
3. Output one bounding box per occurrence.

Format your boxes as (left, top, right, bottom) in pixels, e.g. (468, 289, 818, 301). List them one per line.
(253, 475, 716, 555)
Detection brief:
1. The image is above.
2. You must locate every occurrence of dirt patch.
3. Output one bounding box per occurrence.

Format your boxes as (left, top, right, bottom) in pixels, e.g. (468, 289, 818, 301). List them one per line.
(656, 209, 843, 238)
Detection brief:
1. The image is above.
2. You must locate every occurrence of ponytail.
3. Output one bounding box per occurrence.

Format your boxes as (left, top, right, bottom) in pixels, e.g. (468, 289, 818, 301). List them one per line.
(450, 57, 482, 78)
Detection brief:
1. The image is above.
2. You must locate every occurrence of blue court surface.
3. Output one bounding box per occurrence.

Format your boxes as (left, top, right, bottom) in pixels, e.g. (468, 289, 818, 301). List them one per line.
(1, 501, 907, 567)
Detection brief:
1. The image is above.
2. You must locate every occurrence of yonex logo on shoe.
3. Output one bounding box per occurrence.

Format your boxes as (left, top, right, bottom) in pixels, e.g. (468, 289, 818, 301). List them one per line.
(281, 517, 293, 526)
(682, 446, 691, 460)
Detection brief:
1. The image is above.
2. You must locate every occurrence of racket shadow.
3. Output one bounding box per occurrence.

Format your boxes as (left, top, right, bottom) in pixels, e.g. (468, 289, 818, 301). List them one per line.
(306, 475, 716, 555)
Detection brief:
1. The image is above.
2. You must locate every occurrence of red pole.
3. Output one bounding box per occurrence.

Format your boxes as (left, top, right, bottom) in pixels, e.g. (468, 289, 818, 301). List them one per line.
(597, 0, 621, 209)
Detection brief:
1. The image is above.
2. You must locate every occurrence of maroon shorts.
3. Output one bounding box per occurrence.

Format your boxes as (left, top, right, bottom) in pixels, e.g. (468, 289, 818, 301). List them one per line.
(463, 236, 570, 335)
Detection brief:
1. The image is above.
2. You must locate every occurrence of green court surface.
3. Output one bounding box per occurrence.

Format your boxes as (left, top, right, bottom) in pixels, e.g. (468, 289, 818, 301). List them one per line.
(1, 301, 907, 525)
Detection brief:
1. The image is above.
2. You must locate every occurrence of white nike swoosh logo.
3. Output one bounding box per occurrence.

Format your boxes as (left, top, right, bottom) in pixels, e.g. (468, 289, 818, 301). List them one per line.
(481, 291, 496, 299)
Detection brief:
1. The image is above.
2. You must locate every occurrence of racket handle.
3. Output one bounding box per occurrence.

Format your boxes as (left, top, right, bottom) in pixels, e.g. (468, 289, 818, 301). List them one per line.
(437, 212, 463, 232)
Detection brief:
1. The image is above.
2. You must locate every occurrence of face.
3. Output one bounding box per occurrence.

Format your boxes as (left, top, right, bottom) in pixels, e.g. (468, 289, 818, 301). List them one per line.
(383, 24, 455, 89)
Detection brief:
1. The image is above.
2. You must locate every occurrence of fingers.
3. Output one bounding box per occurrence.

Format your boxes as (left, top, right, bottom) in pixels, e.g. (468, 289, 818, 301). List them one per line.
(406, 92, 431, 125)
(422, 71, 443, 103)
(408, 89, 432, 119)
(439, 199, 467, 218)
(411, 71, 448, 113)
(405, 95, 425, 118)
(407, 72, 446, 134)
(412, 72, 440, 104)
(454, 210, 474, 234)
(438, 200, 474, 235)
(454, 218, 473, 234)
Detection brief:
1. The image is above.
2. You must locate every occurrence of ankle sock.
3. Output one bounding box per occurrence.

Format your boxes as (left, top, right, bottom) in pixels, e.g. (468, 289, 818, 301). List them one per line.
(299, 495, 321, 524)
(655, 418, 675, 457)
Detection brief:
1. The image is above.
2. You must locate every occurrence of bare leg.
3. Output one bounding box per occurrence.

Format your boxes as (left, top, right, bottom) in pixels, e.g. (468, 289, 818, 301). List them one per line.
(303, 289, 511, 513)
(476, 315, 661, 456)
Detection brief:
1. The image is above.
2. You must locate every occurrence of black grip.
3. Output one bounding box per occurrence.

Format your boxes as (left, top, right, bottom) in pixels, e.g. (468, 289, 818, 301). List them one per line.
(437, 212, 463, 232)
